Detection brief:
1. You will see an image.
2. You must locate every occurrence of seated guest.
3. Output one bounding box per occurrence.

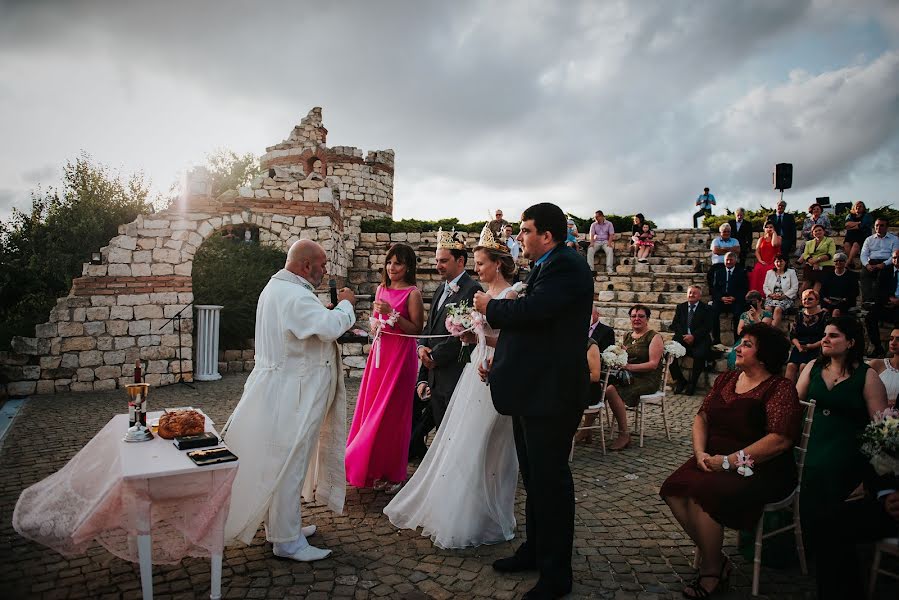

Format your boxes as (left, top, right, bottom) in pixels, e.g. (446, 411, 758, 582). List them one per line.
(868, 327, 899, 407)
(866, 248, 899, 357)
(728, 208, 754, 269)
(813, 468, 899, 600)
(763, 255, 799, 328)
(708, 251, 748, 345)
(660, 323, 800, 599)
(709, 223, 740, 267)
(726, 291, 772, 370)
(785, 289, 829, 382)
(632, 222, 655, 263)
(801, 202, 833, 243)
(842, 200, 872, 268)
(503, 224, 520, 260)
(573, 334, 607, 446)
(604, 304, 664, 451)
(796, 317, 888, 543)
(668, 286, 714, 396)
(748, 220, 780, 294)
(589, 305, 616, 351)
(859, 218, 899, 303)
(796, 223, 835, 293)
(565, 218, 579, 249)
(819, 251, 859, 317)
(575, 306, 622, 443)
(586, 210, 615, 274)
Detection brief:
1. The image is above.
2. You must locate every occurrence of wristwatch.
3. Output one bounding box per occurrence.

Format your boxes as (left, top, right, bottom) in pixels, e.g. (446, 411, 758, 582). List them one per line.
(721, 455, 731, 471)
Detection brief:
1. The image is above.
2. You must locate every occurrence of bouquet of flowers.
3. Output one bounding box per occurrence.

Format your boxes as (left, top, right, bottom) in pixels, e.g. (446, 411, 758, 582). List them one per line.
(445, 301, 487, 363)
(601, 345, 628, 369)
(861, 407, 899, 475)
(664, 340, 687, 358)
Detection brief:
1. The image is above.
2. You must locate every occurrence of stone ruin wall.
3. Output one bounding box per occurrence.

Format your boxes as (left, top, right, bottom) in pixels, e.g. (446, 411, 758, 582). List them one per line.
(0, 107, 394, 397)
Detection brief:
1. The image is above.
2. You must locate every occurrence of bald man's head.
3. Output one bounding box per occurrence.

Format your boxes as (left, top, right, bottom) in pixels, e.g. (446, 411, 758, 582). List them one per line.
(286, 239, 327, 287)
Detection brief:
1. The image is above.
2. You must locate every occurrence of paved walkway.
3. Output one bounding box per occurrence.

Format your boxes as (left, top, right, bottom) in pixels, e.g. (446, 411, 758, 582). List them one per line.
(1, 374, 894, 599)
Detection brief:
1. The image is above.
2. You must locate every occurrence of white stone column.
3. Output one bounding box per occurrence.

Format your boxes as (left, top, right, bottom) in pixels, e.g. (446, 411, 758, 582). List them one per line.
(194, 305, 223, 381)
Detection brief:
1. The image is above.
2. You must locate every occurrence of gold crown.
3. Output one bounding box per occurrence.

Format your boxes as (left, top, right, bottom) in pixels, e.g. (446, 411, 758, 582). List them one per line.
(476, 222, 510, 253)
(436, 227, 467, 251)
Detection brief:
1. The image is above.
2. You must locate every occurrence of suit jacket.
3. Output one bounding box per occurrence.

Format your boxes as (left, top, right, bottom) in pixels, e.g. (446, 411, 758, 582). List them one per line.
(487, 245, 594, 415)
(670, 301, 714, 348)
(728, 219, 754, 258)
(708, 264, 749, 304)
(876, 267, 899, 306)
(772, 212, 797, 252)
(589, 320, 616, 352)
(417, 272, 481, 397)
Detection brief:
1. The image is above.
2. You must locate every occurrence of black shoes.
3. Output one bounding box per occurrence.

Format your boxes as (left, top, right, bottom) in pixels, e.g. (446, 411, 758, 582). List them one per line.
(492, 554, 537, 573)
(673, 380, 686, 395)
(685, 384, 697, 396)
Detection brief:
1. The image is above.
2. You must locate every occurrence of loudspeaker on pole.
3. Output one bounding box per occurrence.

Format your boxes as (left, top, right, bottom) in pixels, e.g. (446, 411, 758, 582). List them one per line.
(773, 163, 793, 191)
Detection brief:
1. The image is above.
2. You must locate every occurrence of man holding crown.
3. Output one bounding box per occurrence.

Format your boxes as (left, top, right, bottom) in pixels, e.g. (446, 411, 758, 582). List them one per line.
(410, 228, 481, 453)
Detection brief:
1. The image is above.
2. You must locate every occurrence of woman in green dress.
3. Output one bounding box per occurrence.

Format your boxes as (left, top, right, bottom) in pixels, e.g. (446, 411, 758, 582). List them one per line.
(795, 316, 887, 539)
(605, 304, 664, 450)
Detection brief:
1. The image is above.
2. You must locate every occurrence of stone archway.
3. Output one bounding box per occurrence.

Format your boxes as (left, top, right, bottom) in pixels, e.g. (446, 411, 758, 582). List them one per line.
(1, 107, 394, 396)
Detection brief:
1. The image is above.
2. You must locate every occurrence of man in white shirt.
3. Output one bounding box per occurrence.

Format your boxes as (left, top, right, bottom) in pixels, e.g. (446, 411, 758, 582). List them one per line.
(586, 210, 616, 274)
(504, 224, 521, 260)
(860, 218, 899, 303)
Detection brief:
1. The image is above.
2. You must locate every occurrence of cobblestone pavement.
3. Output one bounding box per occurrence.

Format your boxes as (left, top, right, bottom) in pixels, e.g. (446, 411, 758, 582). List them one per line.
(2, 374, 896, 599)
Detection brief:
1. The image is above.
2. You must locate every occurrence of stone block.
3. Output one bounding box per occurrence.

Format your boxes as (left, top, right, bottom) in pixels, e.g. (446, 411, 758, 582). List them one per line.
(72, 307, 86, 322)
(90, 295, 116, 307)
(79, 350, 103, 367)
(103, 350, 126, 365)
(134, 304, 164, 320)
(118, 294, 151, 306)
(107, 247, 132, 263)
(34, 323, 57, 339)
(7, 381, 36, 397)
(151, 263, 174, 275)
(108, 263, 132, 276)
(174, 262, 192, 276)
(60, 353, 80, 368)
(131, 263, 151, 276)
(76, 367, 95, 382)
(96, 335, 113, 351)
(146, 360, 169, 374)
(107, 320, 129, 336)
(109, 306, 133, 320)
(94, 379, 117, 391)
(39, 355, 61, 369)
(114, 336, 135, 350)
(137, 238, 156, 250)
(54, 379, 72, 392)
(171, 359, 193, 374)
(150, 292, 180, 304)
(152, 248, 181, 264)
(83, 321, 106, 336)
(163, 304, 189, 318)
(223, 349, 242, 361)
(239, 186, 253, 197)
(70, 381, 94, 392)
(132, 250, 152, 263)
(307, 216, 331, 227)
(60, 336, 96, 352)
(95, 365, 121, 380)
(137, 334, 161, 347)
(85, 264, 107, 277)
(44, 366, 75, 379)
(128, 321, 151, 336)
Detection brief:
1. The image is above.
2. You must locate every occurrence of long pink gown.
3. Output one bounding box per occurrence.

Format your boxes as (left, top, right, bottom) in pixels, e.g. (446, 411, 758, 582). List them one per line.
(346, 285, 418, 487)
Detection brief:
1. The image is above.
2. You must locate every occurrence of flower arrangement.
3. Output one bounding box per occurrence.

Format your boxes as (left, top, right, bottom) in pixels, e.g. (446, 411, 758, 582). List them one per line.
(664, 340, 687, 358)
(511, 281, 528, 296)
(445, 301, 487, 364)
(601, 345, 628, 369)
(861, 407, 899, 475)
(369, 310, 400, 332)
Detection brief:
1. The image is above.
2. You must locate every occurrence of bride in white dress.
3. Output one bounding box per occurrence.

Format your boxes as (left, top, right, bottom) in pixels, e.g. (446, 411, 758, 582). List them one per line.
(384, 239, 520, 549)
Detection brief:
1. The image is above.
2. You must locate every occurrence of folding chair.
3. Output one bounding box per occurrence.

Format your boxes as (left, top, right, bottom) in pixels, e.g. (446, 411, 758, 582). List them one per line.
(631, 353, 674, 448)
(570, 367, 613, 459)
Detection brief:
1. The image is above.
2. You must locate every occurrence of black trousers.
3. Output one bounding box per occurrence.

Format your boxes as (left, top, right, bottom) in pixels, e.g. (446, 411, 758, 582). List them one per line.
(512, 408, 583, 590)
(693, 208, 711, 228)
(710, 300, 743, 344)
(813, 496, 898, 599)
(669, 342, 710, 386)
(865, 303, 899, 353)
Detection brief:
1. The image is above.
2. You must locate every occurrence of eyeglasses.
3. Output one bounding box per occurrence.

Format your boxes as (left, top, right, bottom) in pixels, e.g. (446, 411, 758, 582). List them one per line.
(630, 314, 647, 320)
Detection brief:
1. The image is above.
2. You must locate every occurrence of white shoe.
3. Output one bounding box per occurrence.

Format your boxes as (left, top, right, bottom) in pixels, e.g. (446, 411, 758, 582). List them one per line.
(385, 482, 403, 495)
(302, 524, 317, 538)
(273, 543, 332, 562)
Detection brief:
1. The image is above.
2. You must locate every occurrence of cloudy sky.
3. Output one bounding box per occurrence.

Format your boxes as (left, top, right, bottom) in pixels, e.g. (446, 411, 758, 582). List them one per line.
(1, 0, 897, 228)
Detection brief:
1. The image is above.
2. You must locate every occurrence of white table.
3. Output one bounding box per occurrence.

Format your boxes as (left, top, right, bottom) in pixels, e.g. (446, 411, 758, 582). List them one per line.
(121, 411, 238, 600)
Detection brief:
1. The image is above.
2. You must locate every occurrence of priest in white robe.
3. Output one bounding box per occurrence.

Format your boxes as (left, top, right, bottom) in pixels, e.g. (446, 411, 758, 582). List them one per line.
(222, 239, 356, 562)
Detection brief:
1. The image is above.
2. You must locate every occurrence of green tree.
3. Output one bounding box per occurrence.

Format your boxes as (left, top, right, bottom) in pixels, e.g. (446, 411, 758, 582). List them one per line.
(0, 153, 155, 348)
(191, 236, 286, 348)
(206, 148, 260, 198)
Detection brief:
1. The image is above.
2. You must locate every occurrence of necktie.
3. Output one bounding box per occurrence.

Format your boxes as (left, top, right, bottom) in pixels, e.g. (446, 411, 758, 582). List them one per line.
(688, 304, 695, 332)
(437, 283, 452, 310)
(726, 269, 732, 293)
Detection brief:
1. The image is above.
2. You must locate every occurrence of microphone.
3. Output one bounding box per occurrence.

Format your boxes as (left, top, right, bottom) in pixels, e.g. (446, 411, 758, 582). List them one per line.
(328, 278, 338, 306)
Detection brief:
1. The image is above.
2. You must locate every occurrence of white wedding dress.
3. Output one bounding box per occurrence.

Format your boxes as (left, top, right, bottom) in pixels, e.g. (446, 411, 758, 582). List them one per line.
(384, 295, 519, 549)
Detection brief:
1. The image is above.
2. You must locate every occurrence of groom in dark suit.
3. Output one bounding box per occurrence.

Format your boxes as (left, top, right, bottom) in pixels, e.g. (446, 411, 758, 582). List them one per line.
(475, 203, 594, 600)
(410, 233, 481, 458)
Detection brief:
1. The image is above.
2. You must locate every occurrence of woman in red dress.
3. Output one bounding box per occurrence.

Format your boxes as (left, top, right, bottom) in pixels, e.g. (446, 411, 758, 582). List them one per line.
(749, 220, 780, 294)
(660, 323, 801, 598)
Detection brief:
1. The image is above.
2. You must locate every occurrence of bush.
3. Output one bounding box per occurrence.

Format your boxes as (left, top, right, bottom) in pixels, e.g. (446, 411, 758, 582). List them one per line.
(0, 154, 154, 349)
(191, 236, 286, 349)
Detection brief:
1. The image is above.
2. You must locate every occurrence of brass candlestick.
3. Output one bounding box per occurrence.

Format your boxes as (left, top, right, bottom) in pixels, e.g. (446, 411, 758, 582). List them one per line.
(123, 383, 153, 442)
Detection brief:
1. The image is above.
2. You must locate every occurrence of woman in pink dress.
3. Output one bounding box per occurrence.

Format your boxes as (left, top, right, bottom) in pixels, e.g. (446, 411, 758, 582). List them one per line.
(346, 244, 424, 492)
(749, 220, 780, 294)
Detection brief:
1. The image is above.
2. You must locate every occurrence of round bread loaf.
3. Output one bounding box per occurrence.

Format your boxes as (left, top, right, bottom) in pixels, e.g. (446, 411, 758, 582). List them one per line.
(157, 410, 205, 439)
